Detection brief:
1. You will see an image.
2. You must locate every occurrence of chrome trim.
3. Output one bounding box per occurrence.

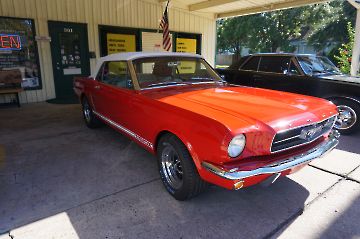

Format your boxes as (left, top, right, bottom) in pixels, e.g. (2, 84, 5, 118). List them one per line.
(271, 129, 330, 154)
(271, 116, 337, 154)
(276, 115, 337, 134)
(202, 134, 339, 181)
(141, 83, 188, 91)
(93, 111, 154, 149)
(270, 115, 337, 154)
(272, 134, 300, 144)
(343, 96, 360, 105)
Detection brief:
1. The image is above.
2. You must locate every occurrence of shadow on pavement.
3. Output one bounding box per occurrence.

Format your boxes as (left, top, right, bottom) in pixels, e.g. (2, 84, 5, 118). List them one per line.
(337, 131, 360, 154)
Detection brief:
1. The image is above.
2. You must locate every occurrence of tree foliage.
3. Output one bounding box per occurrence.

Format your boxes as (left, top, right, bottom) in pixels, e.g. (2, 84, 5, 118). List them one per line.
(217, 0, 356, 58)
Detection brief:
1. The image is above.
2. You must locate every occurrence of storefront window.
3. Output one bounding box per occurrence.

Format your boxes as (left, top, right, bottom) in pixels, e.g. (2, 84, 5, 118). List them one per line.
(0, 17, 41, 90)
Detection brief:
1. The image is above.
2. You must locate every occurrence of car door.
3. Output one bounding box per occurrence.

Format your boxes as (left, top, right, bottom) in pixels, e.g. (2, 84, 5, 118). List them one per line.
(91, 61, 135, 128)
(235, 56, 261, 86)
(253, 56, 292, 91)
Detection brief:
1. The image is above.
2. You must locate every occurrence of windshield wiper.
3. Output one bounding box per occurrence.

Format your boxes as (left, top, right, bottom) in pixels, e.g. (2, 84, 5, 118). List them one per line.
(312, 70, 327, 74)
(146, 81, 187, 88)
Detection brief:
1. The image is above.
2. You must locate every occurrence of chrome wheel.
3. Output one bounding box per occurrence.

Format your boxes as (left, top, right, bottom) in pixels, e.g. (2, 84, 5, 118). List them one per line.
(83, 101, 91, 123)
(161, 143, 183, 190)
(335, 105, 357, 130)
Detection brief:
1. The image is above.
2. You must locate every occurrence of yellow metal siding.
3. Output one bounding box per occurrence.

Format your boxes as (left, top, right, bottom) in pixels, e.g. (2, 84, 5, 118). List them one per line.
(0, 0, 216, 104)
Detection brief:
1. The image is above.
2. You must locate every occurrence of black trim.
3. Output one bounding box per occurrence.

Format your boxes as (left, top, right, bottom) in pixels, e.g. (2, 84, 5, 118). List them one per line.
(98, 25, 202, 56)
(99, 25, 142, 56)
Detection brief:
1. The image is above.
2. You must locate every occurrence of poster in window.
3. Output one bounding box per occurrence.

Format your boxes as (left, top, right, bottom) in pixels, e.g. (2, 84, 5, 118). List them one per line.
(107, 33, 136, 54)
(0, 17, 41, 90)
(176, 38, 197, 73)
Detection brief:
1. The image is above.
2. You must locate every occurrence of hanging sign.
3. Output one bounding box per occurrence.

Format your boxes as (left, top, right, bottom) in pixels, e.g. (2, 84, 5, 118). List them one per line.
(107, 33, 136, 54)
(0, 34, 22, 51)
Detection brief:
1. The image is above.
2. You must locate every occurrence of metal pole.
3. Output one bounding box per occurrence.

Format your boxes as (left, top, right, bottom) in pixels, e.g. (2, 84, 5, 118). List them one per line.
(350, 7, 360, 75)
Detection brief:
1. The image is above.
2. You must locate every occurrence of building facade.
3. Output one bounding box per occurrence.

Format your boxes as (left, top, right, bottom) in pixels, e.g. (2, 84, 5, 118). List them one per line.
(0, 0, 216, 104)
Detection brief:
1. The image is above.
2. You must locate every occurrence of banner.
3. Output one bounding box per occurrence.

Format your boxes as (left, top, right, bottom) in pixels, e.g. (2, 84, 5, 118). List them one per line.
(107, 33, 136, 54)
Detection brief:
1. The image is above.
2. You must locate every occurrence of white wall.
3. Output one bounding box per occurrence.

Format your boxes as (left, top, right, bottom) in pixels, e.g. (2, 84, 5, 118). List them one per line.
(0, 0, 216, 103)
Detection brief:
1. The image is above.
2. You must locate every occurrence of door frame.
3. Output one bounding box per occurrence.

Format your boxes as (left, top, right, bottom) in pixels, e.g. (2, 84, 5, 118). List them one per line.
(48, 20, 90, 98)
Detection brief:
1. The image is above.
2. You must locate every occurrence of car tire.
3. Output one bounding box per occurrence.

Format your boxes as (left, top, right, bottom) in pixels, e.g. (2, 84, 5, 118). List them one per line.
(82, 97, 102, 128)
(332, 98, 360, 135)
(157, 134, 208, 200)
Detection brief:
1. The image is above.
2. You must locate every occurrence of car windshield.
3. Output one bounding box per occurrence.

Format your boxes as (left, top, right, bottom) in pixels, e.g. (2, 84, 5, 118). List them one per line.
(297, 56, 340, 75)
(132, 57, 222, 89)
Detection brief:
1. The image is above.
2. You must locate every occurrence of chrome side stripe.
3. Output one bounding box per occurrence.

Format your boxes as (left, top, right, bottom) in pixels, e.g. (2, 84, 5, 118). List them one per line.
(93, 111, 154, 149)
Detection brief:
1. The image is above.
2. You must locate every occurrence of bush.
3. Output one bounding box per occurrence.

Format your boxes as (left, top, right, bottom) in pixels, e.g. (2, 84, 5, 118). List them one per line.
(334, 22, 354, 74)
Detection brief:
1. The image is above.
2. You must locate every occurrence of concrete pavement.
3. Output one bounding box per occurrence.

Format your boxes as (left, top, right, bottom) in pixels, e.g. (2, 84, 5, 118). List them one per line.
(0, 103, 359, 239)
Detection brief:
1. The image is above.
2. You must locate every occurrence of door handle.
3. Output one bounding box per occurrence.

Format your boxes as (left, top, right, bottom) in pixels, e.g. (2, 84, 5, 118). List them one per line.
(94, 85, 101, 90)
(253, 75, 262, 80)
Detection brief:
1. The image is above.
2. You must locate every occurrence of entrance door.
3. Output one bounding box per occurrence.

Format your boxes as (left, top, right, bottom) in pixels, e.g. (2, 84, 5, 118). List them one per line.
(48, 21, 90, 99)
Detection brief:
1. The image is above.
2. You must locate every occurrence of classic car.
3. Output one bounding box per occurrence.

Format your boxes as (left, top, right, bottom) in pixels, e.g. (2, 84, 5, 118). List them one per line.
(74, 52, 339, 200)
(216, 53, 360, 134)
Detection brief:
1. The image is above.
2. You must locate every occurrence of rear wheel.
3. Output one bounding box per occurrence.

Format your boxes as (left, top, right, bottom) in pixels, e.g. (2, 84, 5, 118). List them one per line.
(82, 97, 101, 128)
(332, 99, 360, 134)
(157, 134, 208, 200)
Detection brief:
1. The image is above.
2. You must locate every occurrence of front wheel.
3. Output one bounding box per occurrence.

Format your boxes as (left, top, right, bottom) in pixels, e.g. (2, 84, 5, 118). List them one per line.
(333, 99, 360, 134)
(157, 134, 208, 200)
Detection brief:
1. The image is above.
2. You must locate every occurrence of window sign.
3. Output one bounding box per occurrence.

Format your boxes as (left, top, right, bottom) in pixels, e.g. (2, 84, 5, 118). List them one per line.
(176, 38, 197, 73)
(0, 34, 22, 50)
(0, 17, 41, 89)
(107, 33, 136, 54)
(176, 38, 197, 53)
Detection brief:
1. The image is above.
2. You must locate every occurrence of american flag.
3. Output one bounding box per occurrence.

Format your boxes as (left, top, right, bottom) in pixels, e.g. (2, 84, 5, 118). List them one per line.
(160, 1, 171, 51)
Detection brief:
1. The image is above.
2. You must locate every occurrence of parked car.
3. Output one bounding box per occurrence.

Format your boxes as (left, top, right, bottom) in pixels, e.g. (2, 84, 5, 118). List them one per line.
(74, 52, 339, 200)
(217, 53, 360, 134)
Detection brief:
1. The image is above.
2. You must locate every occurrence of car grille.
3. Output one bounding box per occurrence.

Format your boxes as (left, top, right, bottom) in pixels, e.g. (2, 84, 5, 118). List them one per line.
(271, 116, 337, 153)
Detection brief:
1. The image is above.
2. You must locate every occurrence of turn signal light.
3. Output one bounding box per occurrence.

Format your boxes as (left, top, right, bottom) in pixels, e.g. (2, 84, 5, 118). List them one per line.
(233, 180, 244, 190)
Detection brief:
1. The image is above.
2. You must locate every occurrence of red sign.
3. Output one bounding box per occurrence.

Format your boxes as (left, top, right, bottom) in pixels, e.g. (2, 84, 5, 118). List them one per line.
(0, 34, 22, 50)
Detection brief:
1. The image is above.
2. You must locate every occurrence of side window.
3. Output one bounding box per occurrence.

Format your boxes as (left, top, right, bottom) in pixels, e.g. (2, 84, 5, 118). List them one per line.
(259, 56, 291, 74)
(288, 60, 301, 75)
(241, 56, 260, 71)
(95, 64, 104, 81)
(102, 61, 133, 89)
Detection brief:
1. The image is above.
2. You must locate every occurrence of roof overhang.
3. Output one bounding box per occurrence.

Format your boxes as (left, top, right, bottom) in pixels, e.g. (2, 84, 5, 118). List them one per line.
(158, 0, 330, 19)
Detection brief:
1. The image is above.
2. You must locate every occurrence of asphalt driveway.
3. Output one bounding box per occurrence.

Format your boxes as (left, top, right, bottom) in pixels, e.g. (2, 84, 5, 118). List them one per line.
(0, 103, 359, 239)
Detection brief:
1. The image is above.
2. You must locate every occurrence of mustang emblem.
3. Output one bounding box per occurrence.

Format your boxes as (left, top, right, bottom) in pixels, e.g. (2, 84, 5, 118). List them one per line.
(299, 125, 324, 140)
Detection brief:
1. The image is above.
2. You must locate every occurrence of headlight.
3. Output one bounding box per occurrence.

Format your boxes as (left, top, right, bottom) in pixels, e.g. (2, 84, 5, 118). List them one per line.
(228, 134, 246, 158)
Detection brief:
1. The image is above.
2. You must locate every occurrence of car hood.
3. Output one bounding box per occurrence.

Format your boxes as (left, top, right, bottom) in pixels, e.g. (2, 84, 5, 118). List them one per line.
(318, 74, 360, 84)
(149, 85, 337, 132)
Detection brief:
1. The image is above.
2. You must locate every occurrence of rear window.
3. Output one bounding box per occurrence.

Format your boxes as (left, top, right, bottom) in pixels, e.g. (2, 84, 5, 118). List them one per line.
(259, 56, 291, 74)
(241, 56, 260, 71)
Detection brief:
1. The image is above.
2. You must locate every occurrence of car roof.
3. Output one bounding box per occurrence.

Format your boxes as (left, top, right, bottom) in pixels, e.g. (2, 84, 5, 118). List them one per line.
(100, 51, 202, 61)
(248, 53, 317, 57)
(91, 52, 203, 78)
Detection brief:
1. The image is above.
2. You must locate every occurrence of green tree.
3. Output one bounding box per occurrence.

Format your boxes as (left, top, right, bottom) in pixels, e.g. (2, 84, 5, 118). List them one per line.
(334, 22, 355, 74)
(217, 0, 356, 58)
(308, 0, 355, 50)
(217, 16, 254, 60)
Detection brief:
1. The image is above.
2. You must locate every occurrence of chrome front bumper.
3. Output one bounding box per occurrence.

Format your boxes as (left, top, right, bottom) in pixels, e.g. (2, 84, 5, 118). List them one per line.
(202, 134, 339, 181)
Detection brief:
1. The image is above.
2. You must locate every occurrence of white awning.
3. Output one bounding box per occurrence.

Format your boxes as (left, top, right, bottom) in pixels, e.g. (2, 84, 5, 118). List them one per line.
(159, 0, 328, 18)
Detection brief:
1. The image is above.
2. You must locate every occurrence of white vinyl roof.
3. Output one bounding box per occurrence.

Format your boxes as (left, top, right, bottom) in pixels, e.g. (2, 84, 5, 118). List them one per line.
(91, 52, 202, 78)
(160, 0, 328, 18)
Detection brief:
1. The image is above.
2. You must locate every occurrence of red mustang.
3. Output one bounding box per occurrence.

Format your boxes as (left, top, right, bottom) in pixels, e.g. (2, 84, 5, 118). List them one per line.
(74, 52, 339, 200)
